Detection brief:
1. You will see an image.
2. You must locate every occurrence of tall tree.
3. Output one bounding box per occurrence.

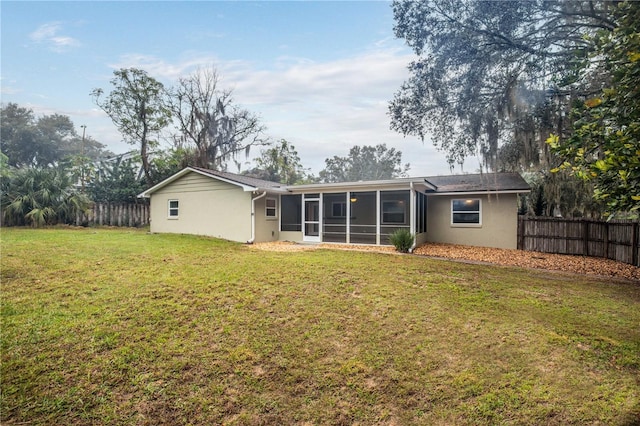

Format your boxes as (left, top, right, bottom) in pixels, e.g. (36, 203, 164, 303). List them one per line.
(246, 139, 308, 184)
(319, 144, 409, 183)
(1, 103, 39, 166)
(1, 103, 109, 168)
(169, 67, 268, 171)
(389, 0, 616, 170)
(548, 1, 640, 215)
(92, 68, 171, 186)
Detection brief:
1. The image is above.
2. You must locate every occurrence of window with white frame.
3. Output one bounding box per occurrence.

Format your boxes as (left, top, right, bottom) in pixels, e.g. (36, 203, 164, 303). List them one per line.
(168, 200, 179, 218)
(266, 197, 277, 218)
(451, 199, 481, 225)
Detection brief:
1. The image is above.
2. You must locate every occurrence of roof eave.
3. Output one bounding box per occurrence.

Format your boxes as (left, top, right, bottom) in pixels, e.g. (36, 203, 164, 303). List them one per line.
(287, 178, 424, 192)
(253, 187, 289, 194)
(137, 166, 262, 198)
(427, 189, 531, 196)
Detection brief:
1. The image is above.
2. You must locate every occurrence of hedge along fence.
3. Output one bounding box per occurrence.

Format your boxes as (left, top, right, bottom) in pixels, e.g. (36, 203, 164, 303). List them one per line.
(518, 217, 640, 267)
(75, 202, 150, 228)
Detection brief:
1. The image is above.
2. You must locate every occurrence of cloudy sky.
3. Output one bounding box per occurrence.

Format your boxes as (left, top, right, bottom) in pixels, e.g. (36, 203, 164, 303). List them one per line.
(1, 1, 475, 177)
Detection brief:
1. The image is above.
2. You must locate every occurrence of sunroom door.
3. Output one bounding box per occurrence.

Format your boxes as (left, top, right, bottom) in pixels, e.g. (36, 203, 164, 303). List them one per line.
(303, 198, 320, 242)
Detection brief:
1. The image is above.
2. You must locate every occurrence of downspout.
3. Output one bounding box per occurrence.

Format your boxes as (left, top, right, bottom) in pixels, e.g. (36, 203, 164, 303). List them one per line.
(409, 181, 417, 253)
(248, 191, 267, 244)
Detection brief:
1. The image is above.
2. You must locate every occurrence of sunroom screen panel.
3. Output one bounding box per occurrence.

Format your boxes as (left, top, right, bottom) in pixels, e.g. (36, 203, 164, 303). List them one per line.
(323, 193, 347, 243)
(349, 191, 376, 244)
(380, 190, 410, 245)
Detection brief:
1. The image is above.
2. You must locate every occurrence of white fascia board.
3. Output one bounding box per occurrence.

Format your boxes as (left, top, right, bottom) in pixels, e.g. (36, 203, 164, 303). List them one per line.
(425, 189, 531, 196)
(248, 187, 289, 194)
(286, 178, 423, 193)
(422, 179, 438, 191)
(262, 187, 290, 194)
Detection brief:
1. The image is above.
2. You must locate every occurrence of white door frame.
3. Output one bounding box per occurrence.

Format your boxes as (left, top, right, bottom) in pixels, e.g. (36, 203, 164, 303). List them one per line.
(303, 195, 321, 242)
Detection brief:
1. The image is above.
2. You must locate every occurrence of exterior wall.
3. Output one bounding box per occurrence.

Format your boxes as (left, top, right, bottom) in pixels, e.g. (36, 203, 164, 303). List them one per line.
(279, 231, 303, 242)
(150, 172, 253, 242)
(415, 232, 429, 246)
(253, 195, 279, 243)
(425, 193, 519, 249)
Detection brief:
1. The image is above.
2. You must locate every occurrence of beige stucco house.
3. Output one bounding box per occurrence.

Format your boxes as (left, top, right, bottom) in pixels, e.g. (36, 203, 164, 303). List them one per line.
(138, 167, 530, 249)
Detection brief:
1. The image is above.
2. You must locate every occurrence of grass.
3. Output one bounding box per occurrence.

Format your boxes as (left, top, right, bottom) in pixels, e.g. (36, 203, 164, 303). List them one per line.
(1, 228, 639, 425)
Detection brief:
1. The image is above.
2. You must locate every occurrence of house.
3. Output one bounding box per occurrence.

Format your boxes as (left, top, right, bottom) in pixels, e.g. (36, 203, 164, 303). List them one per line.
(138, 166, 530, 249)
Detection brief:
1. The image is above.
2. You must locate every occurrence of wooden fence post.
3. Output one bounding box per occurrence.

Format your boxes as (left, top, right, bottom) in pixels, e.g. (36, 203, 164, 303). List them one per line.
(583, 220, 589, 256)
(632, 222, 638, 267)
(518, 216, 525, 250)
(604, 222, 609, 260)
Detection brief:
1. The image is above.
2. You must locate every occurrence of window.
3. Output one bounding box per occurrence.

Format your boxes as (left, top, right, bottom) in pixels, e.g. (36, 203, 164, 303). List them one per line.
(451, 199, 481, 225)
(382, 200, 406, 224)
(332, 201, 347, 218)
(168, 200, 179, 218)
(266, 198, 277, 218)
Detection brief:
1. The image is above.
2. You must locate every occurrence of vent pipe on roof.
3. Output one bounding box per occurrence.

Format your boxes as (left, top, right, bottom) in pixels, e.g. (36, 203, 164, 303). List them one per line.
(248, 191, 267, 244)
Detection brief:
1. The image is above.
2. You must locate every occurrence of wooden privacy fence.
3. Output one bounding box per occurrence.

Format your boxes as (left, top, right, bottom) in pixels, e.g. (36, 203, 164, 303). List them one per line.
(75, 202, 150, 228)
(518, 217, 640, 267)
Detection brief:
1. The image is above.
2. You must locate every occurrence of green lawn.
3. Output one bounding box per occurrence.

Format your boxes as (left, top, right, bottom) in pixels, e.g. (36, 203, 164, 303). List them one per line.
(1, 228, 639, 425)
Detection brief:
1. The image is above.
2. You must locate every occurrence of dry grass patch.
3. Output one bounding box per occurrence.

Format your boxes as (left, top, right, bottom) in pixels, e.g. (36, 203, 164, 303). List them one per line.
(2, 228, 639, 425)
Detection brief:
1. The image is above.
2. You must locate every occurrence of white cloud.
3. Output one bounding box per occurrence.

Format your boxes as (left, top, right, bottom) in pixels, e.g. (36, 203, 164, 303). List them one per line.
(29, 22, 80, 52)
(1, 78, 21, 95)
(107, 47, 456, 176)
(110, 53, 224, 82)
(220, 50, 455, 176)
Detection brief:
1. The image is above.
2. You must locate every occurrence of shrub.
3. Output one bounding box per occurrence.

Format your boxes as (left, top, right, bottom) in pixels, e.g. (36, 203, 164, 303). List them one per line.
(389, 228, 414, 253)
(2, 167, 91, 227)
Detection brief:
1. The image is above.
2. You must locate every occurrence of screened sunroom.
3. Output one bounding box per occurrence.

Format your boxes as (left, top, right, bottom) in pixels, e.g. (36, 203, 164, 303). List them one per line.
(280, 188, 420, 245)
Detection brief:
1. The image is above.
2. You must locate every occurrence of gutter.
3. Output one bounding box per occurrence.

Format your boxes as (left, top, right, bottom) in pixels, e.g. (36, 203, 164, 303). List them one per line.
(248, 191, 267, 244)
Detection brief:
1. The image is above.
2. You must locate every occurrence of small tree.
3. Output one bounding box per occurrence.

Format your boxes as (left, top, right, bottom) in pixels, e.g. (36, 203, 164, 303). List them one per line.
(247, 139, 308, 184)
(90, 157, 146, 204)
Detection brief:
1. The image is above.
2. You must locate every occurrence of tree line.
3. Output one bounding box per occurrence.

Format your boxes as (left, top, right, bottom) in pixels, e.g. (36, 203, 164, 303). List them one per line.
(390, 0, 639, 218)
(3, 1, 637, 226)
(1, 77, 408, 227)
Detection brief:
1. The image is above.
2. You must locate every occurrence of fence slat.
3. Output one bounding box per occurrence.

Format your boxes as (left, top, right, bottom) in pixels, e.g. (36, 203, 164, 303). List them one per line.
(77, 202, 149, 228)
(518, 216, 638, 267)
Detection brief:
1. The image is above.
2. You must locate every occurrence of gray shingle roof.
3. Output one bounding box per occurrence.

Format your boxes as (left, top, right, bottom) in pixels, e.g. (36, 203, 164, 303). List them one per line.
(140, 167, 530, 199)
(189, 167, 284, 190)
(424, 173, 530, 193)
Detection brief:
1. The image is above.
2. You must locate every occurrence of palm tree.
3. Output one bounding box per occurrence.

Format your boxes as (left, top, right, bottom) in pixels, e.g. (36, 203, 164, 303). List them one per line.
(2, 167, 91, 227)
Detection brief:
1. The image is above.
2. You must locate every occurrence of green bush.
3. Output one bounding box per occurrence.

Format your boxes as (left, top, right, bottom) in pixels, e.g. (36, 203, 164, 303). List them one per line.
(389, 228, 414, 253)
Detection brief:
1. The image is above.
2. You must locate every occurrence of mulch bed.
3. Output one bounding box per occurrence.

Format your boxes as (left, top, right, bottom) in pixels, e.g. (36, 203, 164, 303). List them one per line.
(250, 241, 640, 282)
(413, 243, 639, 282)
